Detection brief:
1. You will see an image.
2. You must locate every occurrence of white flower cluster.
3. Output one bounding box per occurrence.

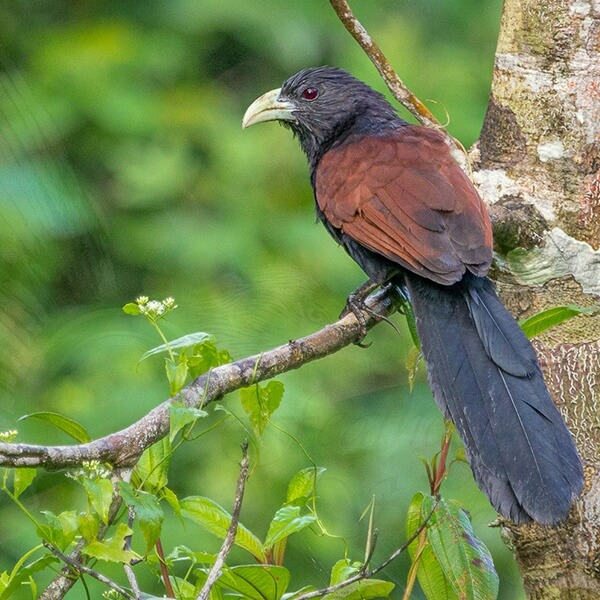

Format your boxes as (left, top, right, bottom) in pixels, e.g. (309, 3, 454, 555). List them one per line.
(136, 296, 177, 321)
(0, 430, 18, 443)
(65, 460, 112, 481)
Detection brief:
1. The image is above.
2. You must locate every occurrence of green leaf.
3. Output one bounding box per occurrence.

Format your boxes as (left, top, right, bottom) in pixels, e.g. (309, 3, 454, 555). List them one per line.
(329, 558, 360, 584)
(77, 512, 100, 542)
(324, 561, 395, 599)
(405, 346, 423, 393)
(519, 304, 600, 339)
(406, 492, 458, 600)
(166, 357, 189, 395)
(13, 468, 37, 499)
(140, 332, 215, 361)
(240, 380, 284, 436)
(161, 486, 182, 521)
(17, 412, 91, 443)
(422, 495, 499, 600)
(217, 565, 290, 600)
(83, 523, 138, 563)
(133, 437, 171, 494)
(167, 575, 197, 598)
(165, 545, 216, 566)
(401, 298, 421, 350)
(41, 510, 79, 550)
(187, 340, 233, 378)
(263, 506, 317, 550)
(324, 580, 395, 600)
(455, 447, 468, 464)
(0, 555, 58, 600)
(193, 570, 224, 599)
(286, 467, 325, 505)
(122, 302, 141, 315)
(118, 482, 164, 553)
(180, 496, 266, 562)
(168, 402, 208, 442)
(282, 587, 317, 600)
(82, 478, 114, 523)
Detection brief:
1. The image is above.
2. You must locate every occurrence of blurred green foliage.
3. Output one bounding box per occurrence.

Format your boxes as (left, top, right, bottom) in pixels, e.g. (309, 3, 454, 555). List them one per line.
(0, 0, 526, 598)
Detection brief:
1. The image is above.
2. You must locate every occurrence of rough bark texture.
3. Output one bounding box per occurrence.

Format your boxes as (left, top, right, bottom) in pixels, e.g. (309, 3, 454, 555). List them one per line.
(472, 0, 600, 596)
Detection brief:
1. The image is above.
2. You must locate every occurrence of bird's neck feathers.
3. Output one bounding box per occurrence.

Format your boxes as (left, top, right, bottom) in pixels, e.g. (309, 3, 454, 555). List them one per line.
(294, 102, 405, 171)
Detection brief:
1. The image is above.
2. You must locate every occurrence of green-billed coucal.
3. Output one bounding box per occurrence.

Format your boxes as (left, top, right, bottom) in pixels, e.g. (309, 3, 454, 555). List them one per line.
(242, 66, 583, 525)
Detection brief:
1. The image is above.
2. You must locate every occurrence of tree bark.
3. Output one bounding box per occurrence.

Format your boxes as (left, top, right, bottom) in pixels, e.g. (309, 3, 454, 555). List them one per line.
(472, 0, 600, 596)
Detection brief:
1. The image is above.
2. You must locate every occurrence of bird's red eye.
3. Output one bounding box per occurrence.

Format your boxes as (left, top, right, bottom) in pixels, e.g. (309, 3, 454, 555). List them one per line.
(301, 87, 319, 101)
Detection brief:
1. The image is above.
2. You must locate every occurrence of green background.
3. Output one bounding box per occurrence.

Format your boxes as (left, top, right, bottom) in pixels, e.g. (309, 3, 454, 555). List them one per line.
(0, 0, 525, 597)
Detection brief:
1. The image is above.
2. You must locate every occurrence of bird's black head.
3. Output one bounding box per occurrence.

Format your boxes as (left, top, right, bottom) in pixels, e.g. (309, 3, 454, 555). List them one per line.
(243, 66, 401, 165)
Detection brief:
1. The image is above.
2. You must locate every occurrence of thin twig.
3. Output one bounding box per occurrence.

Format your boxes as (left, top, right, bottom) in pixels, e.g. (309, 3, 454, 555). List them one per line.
(123, 506, 142, 599)
(156, 538, 175, 598)
(196, 442, 251, 600)
(329, 0, 439, 127)
(402, 527, 427, 600)
(293, 500, 438, 600)
(361, 496, 377, 573)
(328, 0, 468, 169)
(361, 528, 378, 574)
(0, 287, 400, 470)
(432, 425, 453, 496)
(43, 542, 134, 600)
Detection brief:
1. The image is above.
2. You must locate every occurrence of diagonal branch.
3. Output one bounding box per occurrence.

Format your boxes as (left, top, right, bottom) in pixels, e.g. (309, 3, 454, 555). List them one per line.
(328, 0, 439, 127)
(328, 0, 468, 169)
(0, 287, 400, 470)
(43, 542, 135, 599)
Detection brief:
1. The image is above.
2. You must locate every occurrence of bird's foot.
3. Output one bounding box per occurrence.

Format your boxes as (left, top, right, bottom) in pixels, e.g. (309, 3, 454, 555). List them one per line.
(340, 280, 382, 346)
(339, 280, 380, 318)
(341, 280, 404, 345)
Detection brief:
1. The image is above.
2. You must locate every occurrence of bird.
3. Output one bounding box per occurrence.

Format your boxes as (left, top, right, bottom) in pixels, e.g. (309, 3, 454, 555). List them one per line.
(242, 66, 583, 525)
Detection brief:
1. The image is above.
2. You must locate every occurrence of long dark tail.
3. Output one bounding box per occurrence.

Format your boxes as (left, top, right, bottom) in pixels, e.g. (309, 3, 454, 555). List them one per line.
(402, 272, 583, 524)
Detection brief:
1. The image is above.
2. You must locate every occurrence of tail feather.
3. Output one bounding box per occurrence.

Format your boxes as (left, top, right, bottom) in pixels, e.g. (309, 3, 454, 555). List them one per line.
(403, 273, 583, 524)
(467, 284, 536, 377)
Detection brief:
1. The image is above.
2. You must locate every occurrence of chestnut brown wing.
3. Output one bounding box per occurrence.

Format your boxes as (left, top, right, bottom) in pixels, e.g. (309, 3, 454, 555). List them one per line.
(315, 126, 493, 285)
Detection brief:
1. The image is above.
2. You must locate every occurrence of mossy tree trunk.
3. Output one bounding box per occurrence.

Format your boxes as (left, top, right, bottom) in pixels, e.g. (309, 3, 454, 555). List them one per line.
(472, 0, 600, 596)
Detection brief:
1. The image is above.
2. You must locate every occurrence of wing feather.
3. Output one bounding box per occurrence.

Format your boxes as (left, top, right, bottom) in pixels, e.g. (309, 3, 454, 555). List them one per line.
(315, 126, 493, 285)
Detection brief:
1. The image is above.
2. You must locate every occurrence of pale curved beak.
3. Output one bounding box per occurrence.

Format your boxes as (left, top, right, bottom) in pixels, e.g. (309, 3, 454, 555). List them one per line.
(242, 88, 297, 129)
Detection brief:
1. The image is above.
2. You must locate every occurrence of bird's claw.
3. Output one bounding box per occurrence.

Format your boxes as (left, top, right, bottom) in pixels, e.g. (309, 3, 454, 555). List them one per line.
(340, 280, 382, 346)
(345, 298, 370, 346)
(339, 279, 380, 319)
(341, 280, 403, 344)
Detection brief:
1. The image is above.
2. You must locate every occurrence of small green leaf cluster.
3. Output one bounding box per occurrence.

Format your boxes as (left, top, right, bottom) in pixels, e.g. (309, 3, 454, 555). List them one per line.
(123, 295, 232, 395)
(0, 412, 404, 600)
(176, 466, 323, 588)
(240, 380, 284, 437)
(0, 418, 501, 599)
